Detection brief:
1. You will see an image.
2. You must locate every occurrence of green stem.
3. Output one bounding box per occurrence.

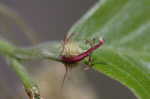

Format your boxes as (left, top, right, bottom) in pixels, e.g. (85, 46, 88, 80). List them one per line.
(0, 39, 66, 99)
(0, 39, 62, 99)
(7, 57, 42, 99)
(0, 40, 16, 56)
(0, 40, 62, 62)
(15, 47, 61, 62)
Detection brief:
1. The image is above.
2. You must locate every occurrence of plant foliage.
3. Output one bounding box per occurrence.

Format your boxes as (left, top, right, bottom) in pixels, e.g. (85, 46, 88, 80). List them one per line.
(68, 0, 150, 98)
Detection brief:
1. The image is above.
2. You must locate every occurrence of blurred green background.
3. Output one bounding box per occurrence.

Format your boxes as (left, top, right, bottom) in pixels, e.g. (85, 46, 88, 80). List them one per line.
(0, 0, 136, 99)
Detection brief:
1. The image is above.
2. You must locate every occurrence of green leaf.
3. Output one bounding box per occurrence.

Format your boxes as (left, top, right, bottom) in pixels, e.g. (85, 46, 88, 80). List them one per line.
(68, 0, 150, 98)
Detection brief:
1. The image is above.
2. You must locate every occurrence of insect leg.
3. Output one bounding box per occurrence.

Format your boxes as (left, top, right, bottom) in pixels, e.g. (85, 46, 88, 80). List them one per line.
(61, 64, 73, 88)
(61, 64, 69, 89)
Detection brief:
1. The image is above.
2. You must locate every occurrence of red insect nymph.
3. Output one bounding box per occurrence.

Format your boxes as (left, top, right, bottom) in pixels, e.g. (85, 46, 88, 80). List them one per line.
(61, 38, 104, 63)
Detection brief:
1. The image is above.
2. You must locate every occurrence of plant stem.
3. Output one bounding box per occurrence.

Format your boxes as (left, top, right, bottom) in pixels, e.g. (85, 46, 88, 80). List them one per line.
(0, 39, 62, 99)
(7, 57, 42, 99)
(0, 40, 16, 56)
(0, 40, 62, 62)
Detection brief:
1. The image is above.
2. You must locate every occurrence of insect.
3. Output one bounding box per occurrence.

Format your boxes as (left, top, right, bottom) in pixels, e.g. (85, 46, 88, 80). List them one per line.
(60, 35, 105, 87)
(61, 38, 104, 63)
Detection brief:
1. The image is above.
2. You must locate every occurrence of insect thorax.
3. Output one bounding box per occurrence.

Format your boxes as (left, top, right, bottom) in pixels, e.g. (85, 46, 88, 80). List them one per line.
(61, 41, 83, 57)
